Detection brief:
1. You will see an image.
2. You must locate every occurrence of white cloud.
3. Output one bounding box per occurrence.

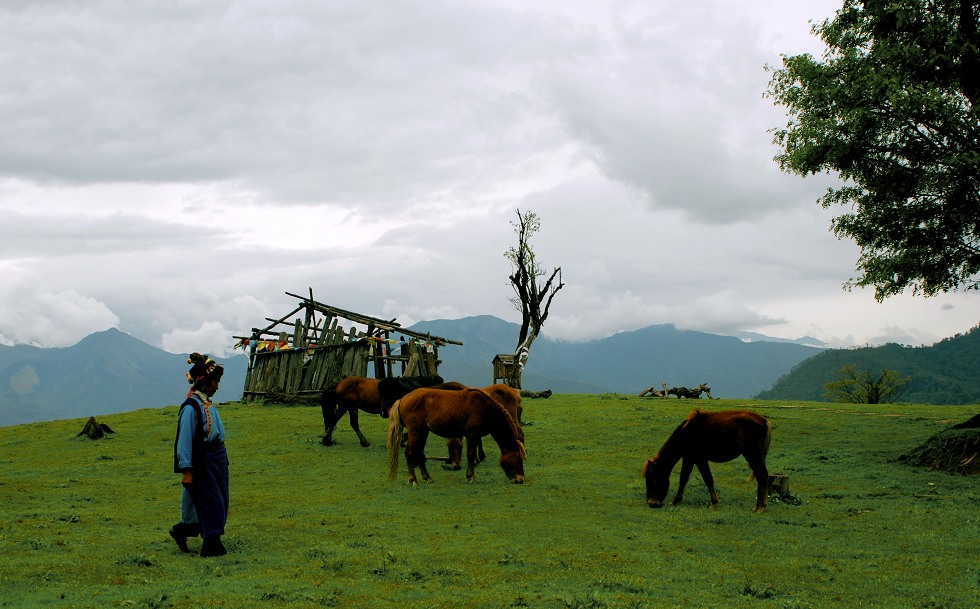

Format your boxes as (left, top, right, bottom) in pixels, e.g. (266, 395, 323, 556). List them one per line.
(0, 287, 119, 347)
(0, 0, 972, 355)
(161, 321, 238, 358)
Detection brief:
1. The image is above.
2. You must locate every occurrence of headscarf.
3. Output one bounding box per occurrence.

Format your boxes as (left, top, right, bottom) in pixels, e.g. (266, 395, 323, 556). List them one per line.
(186, 352, 224, 387)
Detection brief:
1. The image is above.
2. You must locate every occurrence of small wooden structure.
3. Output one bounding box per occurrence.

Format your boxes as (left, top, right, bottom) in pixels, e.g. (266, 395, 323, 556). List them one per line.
(492, 354, 515, 385)
(234, 290, 462, 403)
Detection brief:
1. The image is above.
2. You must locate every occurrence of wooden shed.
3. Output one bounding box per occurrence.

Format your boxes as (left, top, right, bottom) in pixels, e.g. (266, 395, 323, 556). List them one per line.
(492, 354, 515, 385)
(234, 290, 462, 403)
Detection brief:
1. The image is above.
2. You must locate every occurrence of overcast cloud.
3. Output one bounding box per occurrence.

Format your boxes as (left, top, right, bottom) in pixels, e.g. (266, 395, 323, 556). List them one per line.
(1, 0, 975, 356)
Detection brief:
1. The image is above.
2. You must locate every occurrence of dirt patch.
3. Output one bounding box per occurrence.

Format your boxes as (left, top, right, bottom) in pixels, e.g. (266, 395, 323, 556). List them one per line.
(898, 415, 980, 475)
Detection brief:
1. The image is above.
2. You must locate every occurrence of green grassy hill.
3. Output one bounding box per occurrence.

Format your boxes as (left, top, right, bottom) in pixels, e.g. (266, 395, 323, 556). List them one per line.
(757, 325, 980, 404)
(1, 397, 978, 608)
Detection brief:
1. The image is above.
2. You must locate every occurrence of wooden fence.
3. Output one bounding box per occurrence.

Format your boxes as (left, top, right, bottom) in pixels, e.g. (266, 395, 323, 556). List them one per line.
(237, 290, 454, 403)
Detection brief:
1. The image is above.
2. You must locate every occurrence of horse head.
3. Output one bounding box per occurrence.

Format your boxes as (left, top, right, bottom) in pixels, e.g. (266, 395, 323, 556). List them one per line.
(500, 440, 526, 484)
(642, 457, 670, 508)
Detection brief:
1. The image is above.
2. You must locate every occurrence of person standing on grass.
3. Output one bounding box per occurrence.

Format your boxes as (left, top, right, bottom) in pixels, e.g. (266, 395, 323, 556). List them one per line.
(169, 353, 229, 557)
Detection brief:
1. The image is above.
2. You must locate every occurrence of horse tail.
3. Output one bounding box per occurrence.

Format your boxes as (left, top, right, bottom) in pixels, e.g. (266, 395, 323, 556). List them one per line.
(386, 401, 404, 481)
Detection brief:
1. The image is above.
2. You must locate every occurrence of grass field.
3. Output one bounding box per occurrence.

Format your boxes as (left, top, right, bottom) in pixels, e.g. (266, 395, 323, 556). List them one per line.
(1, 395, 978, 608)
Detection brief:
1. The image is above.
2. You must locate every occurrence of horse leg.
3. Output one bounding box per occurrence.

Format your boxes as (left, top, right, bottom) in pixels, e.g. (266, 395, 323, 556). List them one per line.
(745, 455, 769, 514)
(444, 438, 462, 470)
(465, 435, 479, 483)
(404, 433, 419, 486)
(695, 461, 720, 509)
(405, 429, 432, 484)
(671, 458, 695, 506)
(415, 429, 433, 482)
(348, 408, 371, 447)
(476, 437, 486, 463)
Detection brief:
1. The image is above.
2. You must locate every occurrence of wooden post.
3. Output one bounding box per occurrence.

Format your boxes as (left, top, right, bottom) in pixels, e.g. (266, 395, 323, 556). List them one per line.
(293, 318, 304, 349)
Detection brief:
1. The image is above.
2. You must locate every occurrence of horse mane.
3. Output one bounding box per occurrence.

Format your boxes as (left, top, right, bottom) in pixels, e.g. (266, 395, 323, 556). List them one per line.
(653, 410, 706, 460)
(680, 409, 705, 429)
(641, 458, 654, 477)
(472, 389, 525, 460)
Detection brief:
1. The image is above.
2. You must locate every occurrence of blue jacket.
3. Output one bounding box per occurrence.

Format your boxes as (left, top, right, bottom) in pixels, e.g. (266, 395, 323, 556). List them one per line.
(173, 393, 225, 473)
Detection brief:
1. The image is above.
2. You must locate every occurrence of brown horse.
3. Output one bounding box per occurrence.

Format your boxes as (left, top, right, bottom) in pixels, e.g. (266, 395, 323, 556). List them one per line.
(642, 409, 771, 513)
(320, 376, 381, 447)
(320, 375, 443, 447)
(446, 384, 523, 469)
(387, 387, 526, 485)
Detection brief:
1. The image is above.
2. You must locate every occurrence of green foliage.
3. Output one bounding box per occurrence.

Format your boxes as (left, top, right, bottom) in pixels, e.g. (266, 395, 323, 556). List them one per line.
(758, 324, 980, 404)
(822, 364, 911, 403)
(767, 0, 980, 300)
(1, 397, 978, 608)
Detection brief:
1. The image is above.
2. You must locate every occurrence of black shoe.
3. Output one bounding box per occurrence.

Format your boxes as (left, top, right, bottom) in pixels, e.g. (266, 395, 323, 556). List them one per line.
(169, 524, 190, 553)
(200, 535, 227, 557)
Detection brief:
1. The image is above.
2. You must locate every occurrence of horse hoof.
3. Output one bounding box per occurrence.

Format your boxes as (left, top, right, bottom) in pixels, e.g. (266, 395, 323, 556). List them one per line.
(320, 438, 333, 446)
(360, 441, 371, 448)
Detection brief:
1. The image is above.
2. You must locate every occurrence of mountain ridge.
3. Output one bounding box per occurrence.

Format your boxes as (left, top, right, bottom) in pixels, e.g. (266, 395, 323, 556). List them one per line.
(1, 319, 823, 427)
(0, 328, 247, 427)
(407, 317, 821, 396)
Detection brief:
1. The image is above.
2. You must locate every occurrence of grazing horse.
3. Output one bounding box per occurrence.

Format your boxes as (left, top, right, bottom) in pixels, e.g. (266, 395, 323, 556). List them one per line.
(446, 384, 523, 469)
(320, 375, 444, 447)
(642, 409, 771, 513)
(320, 376, 381, 447)
(387, 388, 526, 485)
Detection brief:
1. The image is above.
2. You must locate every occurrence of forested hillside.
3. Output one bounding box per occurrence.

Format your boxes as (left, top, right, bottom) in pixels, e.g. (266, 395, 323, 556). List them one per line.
(757, 325, 980, 404)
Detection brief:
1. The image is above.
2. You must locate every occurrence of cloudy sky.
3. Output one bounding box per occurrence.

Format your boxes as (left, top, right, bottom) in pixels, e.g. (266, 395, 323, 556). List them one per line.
(1, 0, 975, 357)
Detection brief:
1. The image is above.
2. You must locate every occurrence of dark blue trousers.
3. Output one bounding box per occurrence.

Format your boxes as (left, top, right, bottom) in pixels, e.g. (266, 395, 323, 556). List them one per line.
(190, 443, 229, 537)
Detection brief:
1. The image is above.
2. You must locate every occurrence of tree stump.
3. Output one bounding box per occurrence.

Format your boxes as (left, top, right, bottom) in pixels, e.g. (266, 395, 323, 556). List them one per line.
(768, 474, 790, 496)
(76, 417, 115, 440)
(766, 473, 801, 505)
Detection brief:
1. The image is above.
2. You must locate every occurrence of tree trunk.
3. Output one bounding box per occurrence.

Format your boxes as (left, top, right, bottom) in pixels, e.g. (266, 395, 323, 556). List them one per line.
(507, 328, 538, 390)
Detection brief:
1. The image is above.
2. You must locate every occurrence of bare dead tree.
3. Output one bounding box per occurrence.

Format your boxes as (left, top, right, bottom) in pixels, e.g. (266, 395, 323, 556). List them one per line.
(504, 209, 564, 389)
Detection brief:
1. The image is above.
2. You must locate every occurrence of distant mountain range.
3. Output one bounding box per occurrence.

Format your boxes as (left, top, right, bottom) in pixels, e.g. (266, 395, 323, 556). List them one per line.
(0, 329, 247, 428)
(407, 316, 820, 396)
(0, 317, 824, 427)
(757, 325, 980, 405)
